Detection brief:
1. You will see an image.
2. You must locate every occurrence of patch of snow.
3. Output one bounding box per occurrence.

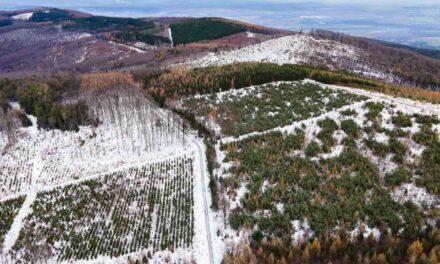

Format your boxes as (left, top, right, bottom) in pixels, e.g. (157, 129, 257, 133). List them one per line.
(391, 183, 439, 209)
(2, 115, 45, 253)
(168, 27, 174, 47)
(291, 220, 311, 245)
(375, 132, 389, 144)
(134, 42, 156, 50)
(11, 12, 34, 21)
(190, 34, 361, 68)
(188, 34, 391, 78)
(350, 223, 381, 241)
(246, 31, 255, 38)
(63, 32, 92, 42)
(189, 34, 395, 81)
(109, 41, 145, 53)
(75, 46, 88, 64)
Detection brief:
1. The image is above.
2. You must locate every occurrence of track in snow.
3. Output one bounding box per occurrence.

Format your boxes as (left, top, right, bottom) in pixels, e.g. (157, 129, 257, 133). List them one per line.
(192, 138, 214, 264)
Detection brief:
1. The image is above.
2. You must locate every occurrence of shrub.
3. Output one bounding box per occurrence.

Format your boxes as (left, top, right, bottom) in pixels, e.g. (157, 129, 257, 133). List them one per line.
(389, 137, 407, 164)
(29, 9, 72, 22)
(366, 191, 402, 234)
(413, 114, 439, 126)
(284, 129, 305, 150)
(66, 16, 154, 31)
(341, 119, 360, 138)
(229, 211, 251, 230)
(114, 31, 170, 45)
(364, 138, 390, 157)
(364, 102, 384, 121)
(317, 118, 339, 152)
(417, 142, 440, 194)
(342, 136, 357, 149)
(412, 125, 439, 146)
(385, 128, 409, 138)
(385, 167, 411, 186)
(391, 112, 412, 128)
(305, 141, 321, 157)
(0, 19, 12, 27)
(340, 109, 357, 116)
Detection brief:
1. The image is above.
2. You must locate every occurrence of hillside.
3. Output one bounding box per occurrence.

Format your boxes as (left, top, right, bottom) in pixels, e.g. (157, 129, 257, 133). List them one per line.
(1, 8, 439, 92)
(311, 30, 440, 89)
(379, 41, 440, 61)
(0, 7, 440, 264)
(189, 34, 390, 81)
(0, 10, 286, 75)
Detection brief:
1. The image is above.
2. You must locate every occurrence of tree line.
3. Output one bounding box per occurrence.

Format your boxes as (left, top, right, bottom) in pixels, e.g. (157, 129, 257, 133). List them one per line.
(143, 62, 440, 108)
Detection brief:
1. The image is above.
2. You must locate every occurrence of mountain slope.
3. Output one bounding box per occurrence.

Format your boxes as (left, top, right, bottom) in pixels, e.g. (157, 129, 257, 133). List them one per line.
(190, 34, 393, 81)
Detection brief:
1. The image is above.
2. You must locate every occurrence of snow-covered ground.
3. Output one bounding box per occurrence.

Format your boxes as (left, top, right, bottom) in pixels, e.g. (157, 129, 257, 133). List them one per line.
(189, 34, 395, 81)
(216, 80, 438, 177)
(169, 28, 174, 47)
(0, 95, 186, 200)
(2, 75, 439, 263)
(190, 34, 360, 67)
(210, 80, 440, 254)
(0, 109, 219, 263)
(108, 41, 145, 53)
(0, 28, 92, 45)
(0, 90, 221, 263)
(11, 12, 34, 21)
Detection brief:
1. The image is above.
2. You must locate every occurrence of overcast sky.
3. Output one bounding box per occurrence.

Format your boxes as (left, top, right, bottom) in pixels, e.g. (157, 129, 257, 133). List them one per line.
(2, 0, 440, 48)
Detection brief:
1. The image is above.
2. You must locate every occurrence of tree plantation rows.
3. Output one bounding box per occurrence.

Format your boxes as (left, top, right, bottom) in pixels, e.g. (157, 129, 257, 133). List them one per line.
(217, 99, 440, 263)
(0, 196, 25, 246)
(0, 73, 187, 199)
(8, 157, 194, 263)
(143, 62, 440, 108)
(0, 135, 39, 198)
(181, 81, 367, 136)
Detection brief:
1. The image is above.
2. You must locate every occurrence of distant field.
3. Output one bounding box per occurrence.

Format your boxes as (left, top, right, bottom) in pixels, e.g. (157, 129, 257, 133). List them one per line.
(170, 18, 246, 45)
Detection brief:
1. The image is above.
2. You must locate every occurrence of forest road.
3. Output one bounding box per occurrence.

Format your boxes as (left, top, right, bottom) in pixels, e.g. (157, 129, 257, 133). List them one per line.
(193, 138, 214, 264)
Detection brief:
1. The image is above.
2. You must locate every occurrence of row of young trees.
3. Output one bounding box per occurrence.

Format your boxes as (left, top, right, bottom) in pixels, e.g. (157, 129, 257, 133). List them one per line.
(181, 82, 366, 136)
(11, 157, 195, 262)
(218, 101, 440, 263)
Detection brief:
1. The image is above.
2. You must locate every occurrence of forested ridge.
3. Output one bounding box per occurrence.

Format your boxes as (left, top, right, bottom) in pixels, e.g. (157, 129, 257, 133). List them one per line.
(170, 18, 247, 45)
